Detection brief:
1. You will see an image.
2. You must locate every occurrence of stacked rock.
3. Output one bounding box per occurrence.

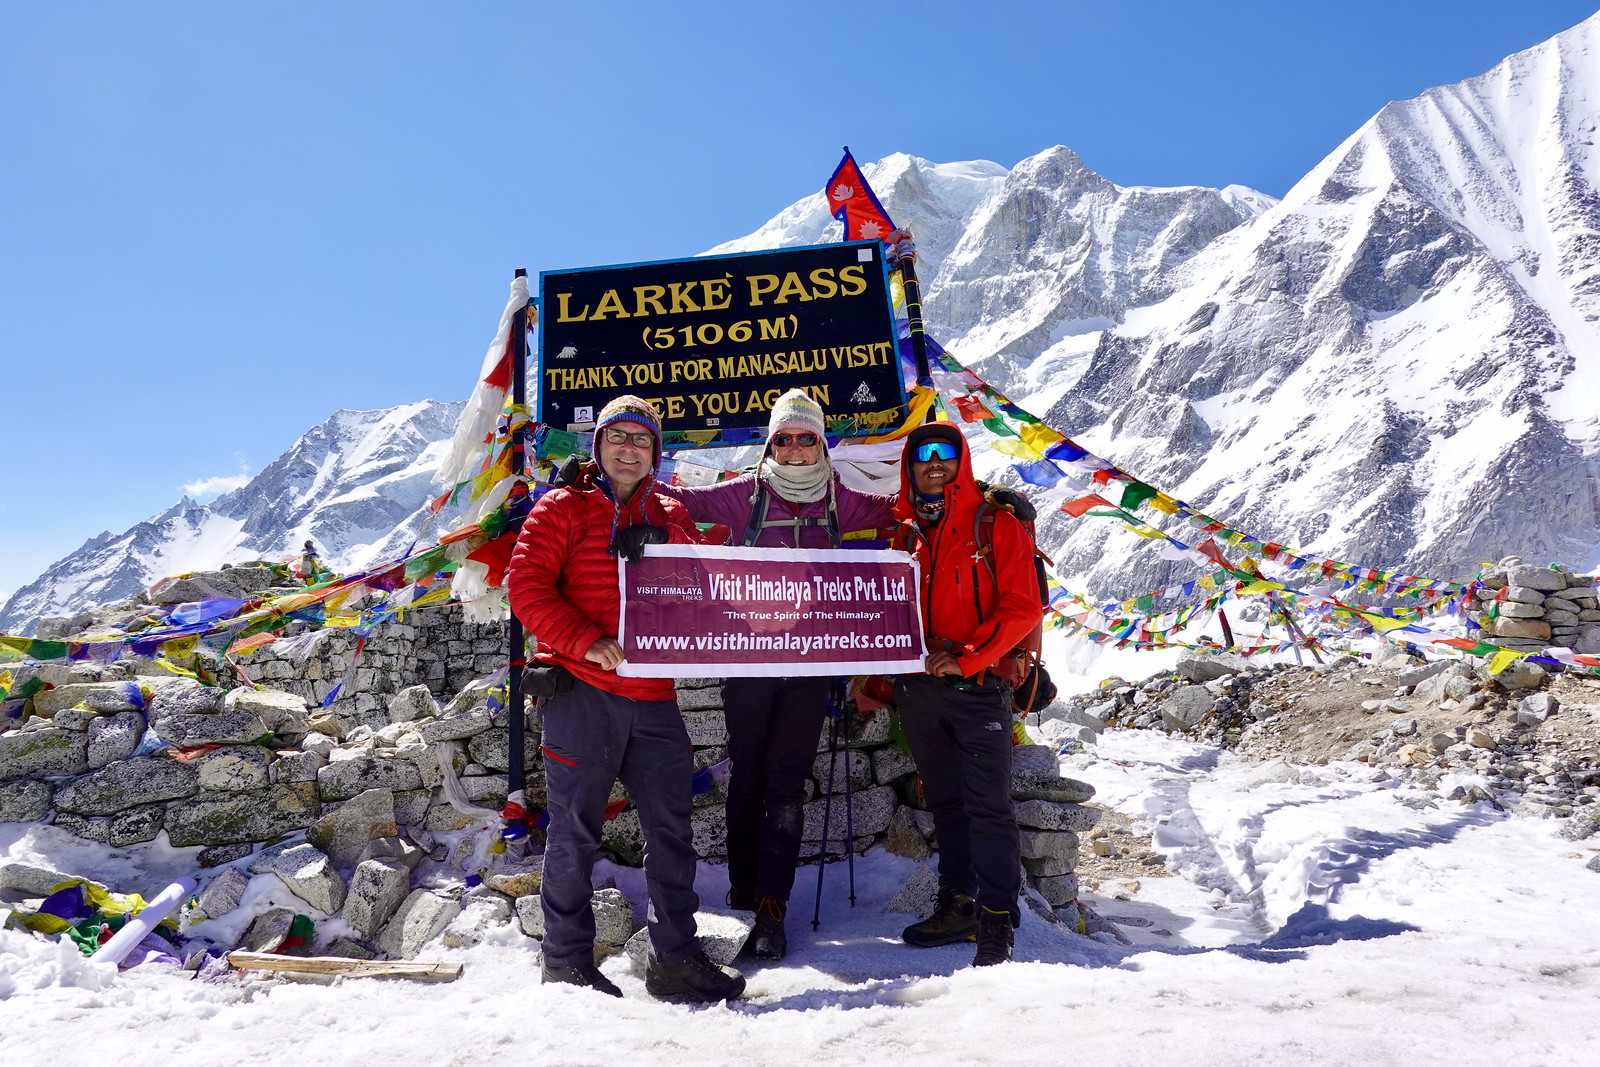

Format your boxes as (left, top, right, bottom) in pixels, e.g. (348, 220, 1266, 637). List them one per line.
(1466, 558, 1600, 654)
(1010, 744, 1099, 911)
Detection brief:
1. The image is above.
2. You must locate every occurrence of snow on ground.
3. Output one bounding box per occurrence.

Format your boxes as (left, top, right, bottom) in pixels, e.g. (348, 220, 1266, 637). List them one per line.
(4, 728, 1598, 1066)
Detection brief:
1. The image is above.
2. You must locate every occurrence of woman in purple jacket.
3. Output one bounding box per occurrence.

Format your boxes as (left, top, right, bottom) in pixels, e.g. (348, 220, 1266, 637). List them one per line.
(659, 389, 896, 960)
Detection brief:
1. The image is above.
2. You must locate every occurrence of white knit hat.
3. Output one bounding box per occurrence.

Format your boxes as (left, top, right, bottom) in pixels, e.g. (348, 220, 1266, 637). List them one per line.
(767, 388, 826, 440)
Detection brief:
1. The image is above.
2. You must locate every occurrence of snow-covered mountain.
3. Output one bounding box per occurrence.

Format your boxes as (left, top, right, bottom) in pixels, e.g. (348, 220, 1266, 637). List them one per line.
(0, 401, 463, 634)
(14, 13, 1600, 630)
(710, 150, 1276, 406)
(1031, 14, 1600, 595)
(713, 18, 1600, 598)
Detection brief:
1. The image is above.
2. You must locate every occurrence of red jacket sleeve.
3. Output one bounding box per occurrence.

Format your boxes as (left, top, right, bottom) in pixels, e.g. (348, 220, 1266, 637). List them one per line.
(508, 489, 605, 661)
(957, 511, 1044, 676)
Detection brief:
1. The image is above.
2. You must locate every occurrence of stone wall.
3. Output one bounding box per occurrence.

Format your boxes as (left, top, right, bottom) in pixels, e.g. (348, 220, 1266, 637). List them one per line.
(242, 602, 507, 732)
(1, 661, 1097, 921)
(1464, 560, 1600, 654)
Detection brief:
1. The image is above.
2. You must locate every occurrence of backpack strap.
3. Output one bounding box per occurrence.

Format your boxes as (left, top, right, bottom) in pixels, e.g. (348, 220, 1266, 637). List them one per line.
(741, 478, 841, 548)
(737, 481, 770, 547)
(972, 502, 999, 587)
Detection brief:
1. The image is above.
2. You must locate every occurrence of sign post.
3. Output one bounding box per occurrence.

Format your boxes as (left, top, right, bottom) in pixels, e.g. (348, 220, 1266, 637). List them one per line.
(507, 268, 530, 807)
(538, 241, 907, 445)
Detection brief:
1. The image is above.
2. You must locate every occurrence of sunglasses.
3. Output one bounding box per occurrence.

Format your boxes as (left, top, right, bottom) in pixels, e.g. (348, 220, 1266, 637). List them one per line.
(601, 427, 655, 449)
(772, 432, 819, 447)
(912, 440, 960, 463)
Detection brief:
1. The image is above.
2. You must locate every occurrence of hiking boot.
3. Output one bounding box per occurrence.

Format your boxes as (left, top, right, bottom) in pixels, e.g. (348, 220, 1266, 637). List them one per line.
(972, 906, 1015, 966)
(644, 951, 747, 1004)
(739, 897, 787, 960)
(541, 959, 623, 997)
(725, 886, 756, 912)
(901, 885, 978, 947)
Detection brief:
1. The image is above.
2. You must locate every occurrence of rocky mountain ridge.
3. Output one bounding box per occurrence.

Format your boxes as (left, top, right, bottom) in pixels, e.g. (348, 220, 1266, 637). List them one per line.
(0, 401, 462, 635)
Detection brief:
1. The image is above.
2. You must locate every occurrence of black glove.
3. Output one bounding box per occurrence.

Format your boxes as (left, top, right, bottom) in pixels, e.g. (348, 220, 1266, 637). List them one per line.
(611, 524, 668, 564)
(977, 480, 1037, 522)
(551, 454, 582, 489)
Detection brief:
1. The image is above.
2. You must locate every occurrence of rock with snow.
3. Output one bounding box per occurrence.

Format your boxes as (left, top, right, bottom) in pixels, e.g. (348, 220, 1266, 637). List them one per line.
(192, 866, 250, 920)
(625, 908, 747, 968)
(377, 889, 461, 959)
(358, 836, 426, 871)
(442, 894, 513, 948)
(242, 908, 297, 953)
(342, 858, 412, 938)
(306, 788, 397, 868)
(887, 862, 941, 917)
(249, 842, 347, 913)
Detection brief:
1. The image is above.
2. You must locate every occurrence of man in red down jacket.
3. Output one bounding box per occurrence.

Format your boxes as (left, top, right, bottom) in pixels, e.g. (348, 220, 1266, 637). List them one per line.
(508, 394, 745, 1004)
(892, 421, 1042, 967)
(658, 388, 896, 960)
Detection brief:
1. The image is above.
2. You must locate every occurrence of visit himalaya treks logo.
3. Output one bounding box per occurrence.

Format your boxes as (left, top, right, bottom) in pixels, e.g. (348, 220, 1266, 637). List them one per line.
(852, 382, 876, 405)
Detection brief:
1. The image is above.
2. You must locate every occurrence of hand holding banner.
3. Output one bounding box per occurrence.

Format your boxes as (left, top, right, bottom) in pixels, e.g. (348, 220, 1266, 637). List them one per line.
(616, 545, 924, 678)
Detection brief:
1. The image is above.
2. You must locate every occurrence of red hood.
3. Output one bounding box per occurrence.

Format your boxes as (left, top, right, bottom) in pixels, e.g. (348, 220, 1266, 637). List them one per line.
(893, 423, 982, 528)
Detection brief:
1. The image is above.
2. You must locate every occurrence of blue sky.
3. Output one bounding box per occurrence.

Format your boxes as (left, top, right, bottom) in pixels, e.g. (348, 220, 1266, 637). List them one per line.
(2, 1, 1596, 597)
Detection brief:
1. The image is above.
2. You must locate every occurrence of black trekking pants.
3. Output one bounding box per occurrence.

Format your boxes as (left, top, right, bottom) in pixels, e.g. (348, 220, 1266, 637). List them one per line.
(722, 675, 831, 901)
(894, 673, 1021, 917)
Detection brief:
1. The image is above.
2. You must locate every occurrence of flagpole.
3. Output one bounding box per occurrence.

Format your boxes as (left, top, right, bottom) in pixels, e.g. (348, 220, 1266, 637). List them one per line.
(894, 235, 933, 391)
(507, 268, 530, 805)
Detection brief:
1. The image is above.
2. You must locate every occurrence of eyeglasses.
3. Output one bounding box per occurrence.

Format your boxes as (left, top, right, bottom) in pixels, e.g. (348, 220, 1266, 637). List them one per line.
(772, 432, 819, 448)
(912, 440, 960, 463)
(601, 427, 655, 449)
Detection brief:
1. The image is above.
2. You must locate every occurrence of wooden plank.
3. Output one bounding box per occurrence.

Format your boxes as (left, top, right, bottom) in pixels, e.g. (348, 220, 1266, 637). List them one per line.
(227, 952, 463, 982)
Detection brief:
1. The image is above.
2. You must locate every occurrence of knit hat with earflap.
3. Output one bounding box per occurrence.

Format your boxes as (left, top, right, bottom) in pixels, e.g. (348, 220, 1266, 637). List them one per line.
(767, 388, 826, 441)
(595, 395, 663, 469)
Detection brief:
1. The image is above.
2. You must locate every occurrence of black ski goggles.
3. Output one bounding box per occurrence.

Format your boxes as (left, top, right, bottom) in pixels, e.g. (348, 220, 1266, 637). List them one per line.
(911, 440, 960, 463)
(772, 432, 819, 447)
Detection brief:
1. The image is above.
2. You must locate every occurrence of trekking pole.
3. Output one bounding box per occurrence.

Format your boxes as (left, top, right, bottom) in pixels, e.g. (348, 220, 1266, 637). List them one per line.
(811, 709, 841, 932)
(835, 680, 856, 908)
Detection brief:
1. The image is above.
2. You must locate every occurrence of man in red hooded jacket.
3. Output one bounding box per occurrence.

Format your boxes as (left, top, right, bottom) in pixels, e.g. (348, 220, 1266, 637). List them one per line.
(508, 394, 745, 1003)
(892, 421, 1042, 966)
